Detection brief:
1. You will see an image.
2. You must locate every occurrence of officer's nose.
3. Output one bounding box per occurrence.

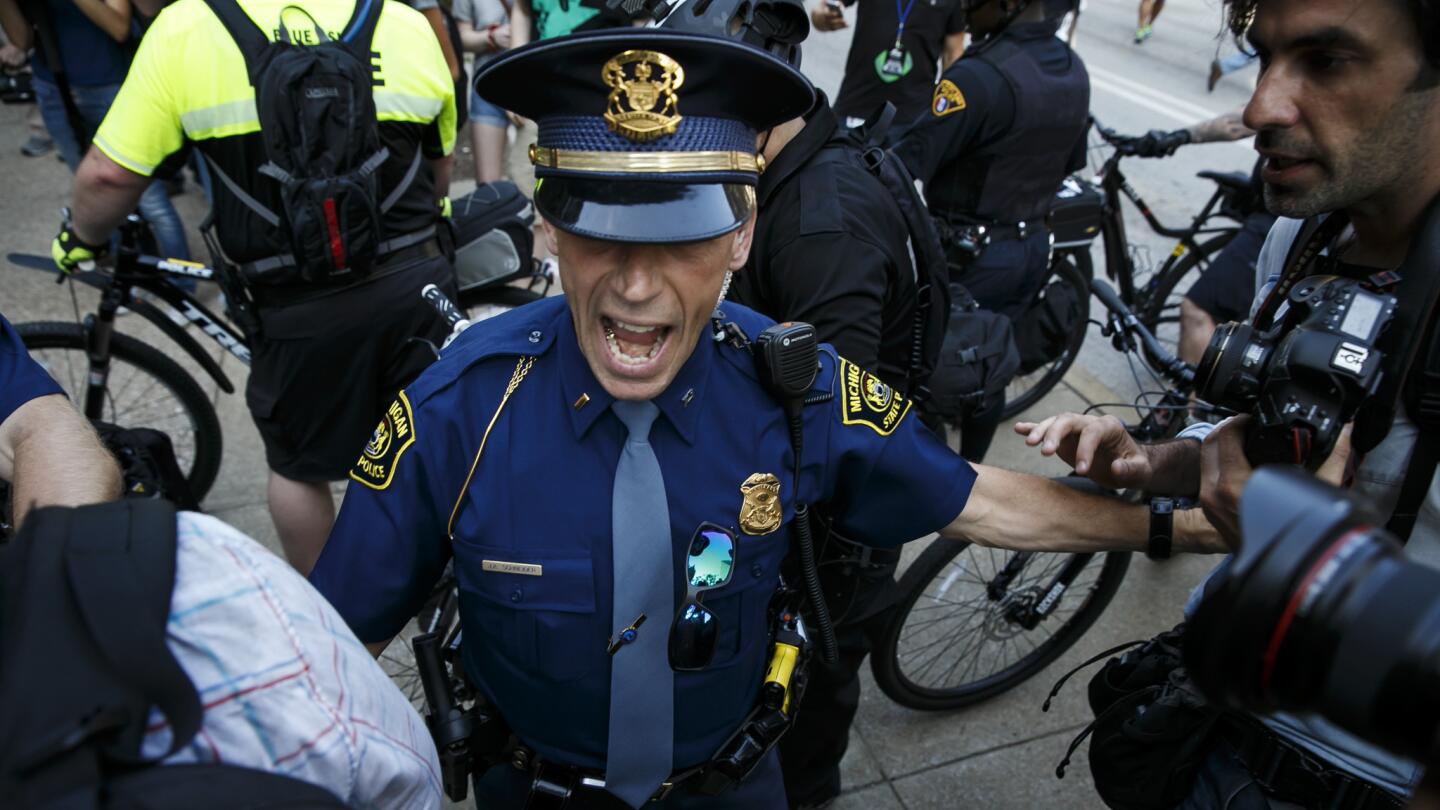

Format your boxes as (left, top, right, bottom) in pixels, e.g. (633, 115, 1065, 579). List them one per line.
(1243, 60, 1302, 135)
(610, 245, 668, 306)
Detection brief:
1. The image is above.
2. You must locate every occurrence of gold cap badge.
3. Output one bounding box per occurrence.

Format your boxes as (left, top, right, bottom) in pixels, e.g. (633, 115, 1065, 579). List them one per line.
(739, 472, 782, 536)
(603, 49, 685, 143)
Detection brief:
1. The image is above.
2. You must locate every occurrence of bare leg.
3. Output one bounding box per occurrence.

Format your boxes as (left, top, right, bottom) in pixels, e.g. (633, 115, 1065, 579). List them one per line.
(472, 122, 508, 185)
(268, 471, 336, 575)
(1179, 297, 1217, 366)
(1146, 0, 1165, 25)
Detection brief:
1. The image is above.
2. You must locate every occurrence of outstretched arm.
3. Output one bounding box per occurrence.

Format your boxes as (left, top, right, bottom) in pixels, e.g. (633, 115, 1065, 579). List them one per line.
(941, 464, 1224, 554)
(0, 394, 122, 528)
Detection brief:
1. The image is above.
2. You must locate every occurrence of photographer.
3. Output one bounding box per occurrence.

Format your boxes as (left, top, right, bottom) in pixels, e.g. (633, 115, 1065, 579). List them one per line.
(1018, 0, 1440, 804)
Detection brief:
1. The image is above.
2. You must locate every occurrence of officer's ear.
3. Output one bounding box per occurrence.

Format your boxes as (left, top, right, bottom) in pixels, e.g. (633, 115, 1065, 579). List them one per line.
(540, 216, 561, 257)
(728, 211, 757, 271)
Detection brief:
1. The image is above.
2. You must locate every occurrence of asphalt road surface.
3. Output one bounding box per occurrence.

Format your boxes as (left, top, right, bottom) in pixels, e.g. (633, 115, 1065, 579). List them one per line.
(0, 2, 1261, 806)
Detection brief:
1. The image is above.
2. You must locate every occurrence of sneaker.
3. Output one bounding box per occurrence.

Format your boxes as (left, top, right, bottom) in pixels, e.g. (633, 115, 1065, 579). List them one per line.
(20, 134, 52, 157)
(1207, 58, 1222, 92)
(1134, 24, 1152, 43)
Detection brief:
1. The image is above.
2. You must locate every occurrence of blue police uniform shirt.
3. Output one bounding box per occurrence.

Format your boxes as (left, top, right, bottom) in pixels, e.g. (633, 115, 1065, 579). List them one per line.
(311, 296, 975, 771)
(1, 312, 64, 424)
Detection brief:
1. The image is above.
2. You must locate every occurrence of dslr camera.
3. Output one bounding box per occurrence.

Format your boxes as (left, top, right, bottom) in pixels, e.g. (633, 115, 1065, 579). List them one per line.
(1195, 275, 1397, 469)
(1185, 467, 1440, 765)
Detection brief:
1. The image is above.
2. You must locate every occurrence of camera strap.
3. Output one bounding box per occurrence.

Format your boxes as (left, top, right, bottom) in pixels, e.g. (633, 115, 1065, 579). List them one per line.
(1254, 212, 1350, 331)
(1383, 195, 1440, 540)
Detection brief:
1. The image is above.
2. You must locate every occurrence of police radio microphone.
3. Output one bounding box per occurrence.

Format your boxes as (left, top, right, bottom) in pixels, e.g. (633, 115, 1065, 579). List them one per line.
(754, 322, 838, 664)
(754, 322, 819, 417)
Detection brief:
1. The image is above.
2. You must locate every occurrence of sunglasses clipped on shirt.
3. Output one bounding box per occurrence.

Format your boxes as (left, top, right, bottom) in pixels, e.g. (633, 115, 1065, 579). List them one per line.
(669, 522, 737, 672)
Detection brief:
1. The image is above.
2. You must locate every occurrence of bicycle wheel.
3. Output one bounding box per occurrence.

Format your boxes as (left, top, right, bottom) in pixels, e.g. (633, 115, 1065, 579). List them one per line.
(1134, 231, 1238, 333)
(999, 248, 1093, 421)
(19, 321, 224, 501)
(458, 283, 546, 323)
(872, 535, 1130, 711)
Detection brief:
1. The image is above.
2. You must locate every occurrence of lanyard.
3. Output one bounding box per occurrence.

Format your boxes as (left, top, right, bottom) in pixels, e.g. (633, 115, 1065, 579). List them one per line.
(893, 0, 917, 44)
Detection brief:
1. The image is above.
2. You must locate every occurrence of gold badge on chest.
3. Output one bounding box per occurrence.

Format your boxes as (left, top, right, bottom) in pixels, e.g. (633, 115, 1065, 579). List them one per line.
(602, 49, 685, 143)
(739, 472, 782, 536)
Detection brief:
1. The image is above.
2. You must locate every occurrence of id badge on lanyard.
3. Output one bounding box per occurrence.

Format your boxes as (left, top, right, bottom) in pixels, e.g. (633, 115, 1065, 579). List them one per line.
(874, 0, 917, 82)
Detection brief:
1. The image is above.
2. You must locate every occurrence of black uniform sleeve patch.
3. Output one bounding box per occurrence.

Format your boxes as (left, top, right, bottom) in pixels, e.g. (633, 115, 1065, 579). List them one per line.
(838, 357, 912, 436)
(932, 79, 966, 118)
(350, 391, 417, 491)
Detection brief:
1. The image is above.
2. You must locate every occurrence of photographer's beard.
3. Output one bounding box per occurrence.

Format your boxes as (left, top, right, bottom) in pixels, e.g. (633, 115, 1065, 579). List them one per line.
(1261, 85, 1438, 221)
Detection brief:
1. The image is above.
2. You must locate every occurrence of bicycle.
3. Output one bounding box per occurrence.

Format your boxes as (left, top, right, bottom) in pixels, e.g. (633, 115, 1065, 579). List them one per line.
(997, 118, 1263, 421)
(871, 279, 1205, 711)
(9, 212, 551, 501)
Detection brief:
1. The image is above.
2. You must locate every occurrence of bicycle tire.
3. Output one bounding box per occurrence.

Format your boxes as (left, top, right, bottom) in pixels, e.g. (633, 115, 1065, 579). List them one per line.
(18, 321, 224, 501)
(872, 535, 1130, 711)
(1134, 231, 1238, 332)
(999, 248, 1093, 421)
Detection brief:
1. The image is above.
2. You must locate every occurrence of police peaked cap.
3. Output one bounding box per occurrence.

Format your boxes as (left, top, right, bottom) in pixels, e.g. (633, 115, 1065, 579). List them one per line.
(475, 29, 816, 243)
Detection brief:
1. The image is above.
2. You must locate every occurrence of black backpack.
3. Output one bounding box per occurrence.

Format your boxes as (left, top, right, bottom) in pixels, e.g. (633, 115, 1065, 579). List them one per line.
(204, 0, 394, 284)
(820, 104, 952, 404)
(0, 500, 350, 809)
(927, 283, 1022, 419)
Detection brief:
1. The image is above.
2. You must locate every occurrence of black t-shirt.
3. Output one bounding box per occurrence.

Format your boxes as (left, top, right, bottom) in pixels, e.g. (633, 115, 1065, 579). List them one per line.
(729, 95, 917, 389)
(832, 0, 966, 128)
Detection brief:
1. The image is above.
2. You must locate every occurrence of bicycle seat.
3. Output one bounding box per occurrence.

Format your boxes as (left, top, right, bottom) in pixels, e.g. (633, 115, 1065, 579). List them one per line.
(1196, 170, 1253, 192)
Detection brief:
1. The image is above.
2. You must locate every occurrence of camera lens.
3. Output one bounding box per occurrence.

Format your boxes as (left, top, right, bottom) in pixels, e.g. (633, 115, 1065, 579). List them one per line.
(1187, 470, 1440, 763)
(1195, 322, 1267, 408)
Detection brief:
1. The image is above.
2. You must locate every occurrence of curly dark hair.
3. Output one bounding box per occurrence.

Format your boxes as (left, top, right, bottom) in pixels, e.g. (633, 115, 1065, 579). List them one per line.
(1222, 0, 1440, 80)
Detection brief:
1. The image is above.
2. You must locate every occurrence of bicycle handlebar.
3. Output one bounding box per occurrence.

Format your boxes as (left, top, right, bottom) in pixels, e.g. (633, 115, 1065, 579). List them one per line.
(422, 284, 466, 330)
(1090, 279, 1196, 386)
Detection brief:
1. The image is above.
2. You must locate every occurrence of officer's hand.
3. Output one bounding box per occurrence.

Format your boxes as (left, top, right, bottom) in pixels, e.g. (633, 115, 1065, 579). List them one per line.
(1014, 413, 1153, 491)
(52, 222, 106, 276)
(810, 0, 846, 31)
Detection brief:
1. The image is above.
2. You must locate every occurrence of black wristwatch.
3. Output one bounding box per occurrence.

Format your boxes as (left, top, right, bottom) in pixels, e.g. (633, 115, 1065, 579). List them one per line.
(1147, 497, 1174, 560)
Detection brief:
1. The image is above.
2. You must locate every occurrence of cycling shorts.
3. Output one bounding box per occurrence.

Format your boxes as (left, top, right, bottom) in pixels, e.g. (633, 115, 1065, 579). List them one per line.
(1184, 212, 1276, 325)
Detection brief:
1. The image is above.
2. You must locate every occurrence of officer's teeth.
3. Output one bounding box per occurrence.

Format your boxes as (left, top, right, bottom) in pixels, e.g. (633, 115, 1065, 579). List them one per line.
(605, 329, 665, 364)
(613, 320, 659, 334)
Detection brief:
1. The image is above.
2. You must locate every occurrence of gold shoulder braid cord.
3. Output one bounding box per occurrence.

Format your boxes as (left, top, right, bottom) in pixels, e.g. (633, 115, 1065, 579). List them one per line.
(447, 356, 536, 538)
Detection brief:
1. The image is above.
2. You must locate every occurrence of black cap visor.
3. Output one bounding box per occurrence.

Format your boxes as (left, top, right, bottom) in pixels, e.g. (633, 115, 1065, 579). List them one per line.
(536, 178, 756, 244)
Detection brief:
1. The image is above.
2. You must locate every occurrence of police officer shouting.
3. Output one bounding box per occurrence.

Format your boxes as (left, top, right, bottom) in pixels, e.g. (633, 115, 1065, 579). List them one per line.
(653, 3, 938, 805)
(893, 0, 1089, 456)
(310, 27, 1222, 810)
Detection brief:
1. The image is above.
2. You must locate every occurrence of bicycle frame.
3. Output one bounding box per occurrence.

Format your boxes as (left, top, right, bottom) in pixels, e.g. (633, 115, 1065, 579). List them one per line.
(989, 550, 1098, 630)
(1095, 153, 1241, 308)
(56, 218, 251, 418)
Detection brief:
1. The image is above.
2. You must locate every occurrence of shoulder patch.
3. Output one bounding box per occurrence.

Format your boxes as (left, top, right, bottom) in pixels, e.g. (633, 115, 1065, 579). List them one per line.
(350, 392, 417, 491)
(932, 79, 966, 118)
(837, 356, 912, 436)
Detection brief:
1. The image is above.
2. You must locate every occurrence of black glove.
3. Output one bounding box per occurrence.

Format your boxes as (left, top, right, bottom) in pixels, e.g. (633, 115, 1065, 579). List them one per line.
(1122, 128, 1193, 158)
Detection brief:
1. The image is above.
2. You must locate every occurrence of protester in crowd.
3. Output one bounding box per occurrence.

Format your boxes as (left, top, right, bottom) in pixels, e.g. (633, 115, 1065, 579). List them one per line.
(454, 0, 511, 184)
(808, 0, 967, 128)
(0, 0, 191, 265)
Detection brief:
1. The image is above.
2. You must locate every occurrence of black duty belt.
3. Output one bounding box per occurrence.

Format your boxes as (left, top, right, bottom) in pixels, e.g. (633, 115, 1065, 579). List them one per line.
(516, 748, 712, 809)
(1217, 715, 1405, 810)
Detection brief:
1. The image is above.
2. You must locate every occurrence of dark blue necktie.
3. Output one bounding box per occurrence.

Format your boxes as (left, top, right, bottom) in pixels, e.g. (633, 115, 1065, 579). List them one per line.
(606, 400, 674, 808)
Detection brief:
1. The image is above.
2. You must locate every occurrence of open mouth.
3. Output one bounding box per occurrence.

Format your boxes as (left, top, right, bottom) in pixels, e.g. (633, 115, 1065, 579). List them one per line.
(602, 316, 672, 366)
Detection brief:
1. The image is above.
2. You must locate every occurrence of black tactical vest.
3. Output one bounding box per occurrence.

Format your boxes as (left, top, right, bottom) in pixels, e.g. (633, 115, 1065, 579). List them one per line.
(937, 30, 1090, 226)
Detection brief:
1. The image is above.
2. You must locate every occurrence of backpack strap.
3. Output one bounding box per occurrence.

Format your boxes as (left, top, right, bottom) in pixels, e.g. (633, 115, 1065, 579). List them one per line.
(202, 0, 272, 84)
(64, 501, 202, 762)
(1253, 212, 1350, 331)
(339, 0, 384, 58)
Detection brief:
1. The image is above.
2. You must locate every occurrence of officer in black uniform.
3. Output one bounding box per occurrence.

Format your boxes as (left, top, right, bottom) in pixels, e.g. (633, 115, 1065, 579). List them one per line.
(893, 0, 1089, 455)
(658, 4, 928, 806)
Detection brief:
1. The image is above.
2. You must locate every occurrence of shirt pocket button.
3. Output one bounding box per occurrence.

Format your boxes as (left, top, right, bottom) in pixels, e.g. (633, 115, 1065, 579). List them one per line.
(510, 587, 524, 603)
(751, 563, 764, 579)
